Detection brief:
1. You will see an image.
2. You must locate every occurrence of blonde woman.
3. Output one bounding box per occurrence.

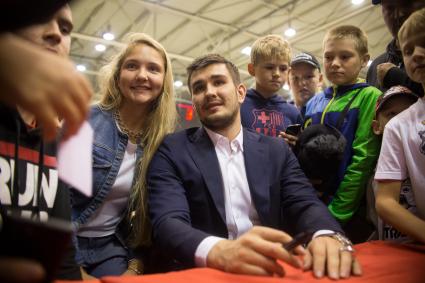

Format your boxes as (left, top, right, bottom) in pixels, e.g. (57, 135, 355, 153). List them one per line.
(71, 33, 177, 277)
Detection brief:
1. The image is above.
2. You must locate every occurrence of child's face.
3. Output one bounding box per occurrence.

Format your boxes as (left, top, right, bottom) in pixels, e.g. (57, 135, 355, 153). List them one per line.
(288, 63, 322, 107)
(248, 57, 289, 97)
(400, 34, 425, 85)
(323, 38, 368, 86)
(372, 96, 415, 135)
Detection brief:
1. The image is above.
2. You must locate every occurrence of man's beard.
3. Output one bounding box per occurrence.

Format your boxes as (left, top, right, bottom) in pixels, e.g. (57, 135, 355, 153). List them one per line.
(199, 106, 239, 132)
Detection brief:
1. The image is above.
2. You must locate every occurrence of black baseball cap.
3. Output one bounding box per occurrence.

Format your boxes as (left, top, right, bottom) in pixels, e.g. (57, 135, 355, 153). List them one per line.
(372, 0, 381, 5)
(290, 52, 321, 71)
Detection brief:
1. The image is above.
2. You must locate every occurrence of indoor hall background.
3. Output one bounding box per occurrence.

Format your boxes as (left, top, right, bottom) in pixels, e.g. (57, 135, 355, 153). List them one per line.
(69, 0, 390, 128)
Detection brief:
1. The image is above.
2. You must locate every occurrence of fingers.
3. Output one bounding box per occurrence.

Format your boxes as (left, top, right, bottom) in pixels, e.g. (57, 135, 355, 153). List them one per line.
(207, 227, 308, 277)
(233, 263, 279, 277)
(246, 234, 303, 270)
(352, 257, 363, 276)
(302, 248, 312, 270)
(246, 227, 305, 269)
(207, 238, 284, 277)
(33, 101, 59, 141)
(233, 246, 285, 277)
(377, 63, 396, 86)
(339, 249, 354, 278)
(1, 37, 93, 142)
(0, 258, 45, 283)
(53, 63, 92, 141)
(279, 132, 298, 146)
(325, 240, 340, 279)
(309, 236, 361, 279)
(309, 238, 327, 278)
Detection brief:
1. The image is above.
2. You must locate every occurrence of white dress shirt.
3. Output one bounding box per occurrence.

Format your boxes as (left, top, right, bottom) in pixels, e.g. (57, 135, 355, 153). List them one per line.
(194, 126, 333, 267)
(195, 127, 260, 266)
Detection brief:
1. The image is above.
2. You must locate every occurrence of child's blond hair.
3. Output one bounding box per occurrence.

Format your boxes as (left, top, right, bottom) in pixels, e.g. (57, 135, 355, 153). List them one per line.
(398, 8, 425, 47)
(250, 34, 291, 65)
(323, 25, 368, 56)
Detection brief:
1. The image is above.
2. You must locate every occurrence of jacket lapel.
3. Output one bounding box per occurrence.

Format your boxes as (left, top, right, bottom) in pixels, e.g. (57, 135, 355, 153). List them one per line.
(243, 129, 271, 225)
(187, 128, 226, 224)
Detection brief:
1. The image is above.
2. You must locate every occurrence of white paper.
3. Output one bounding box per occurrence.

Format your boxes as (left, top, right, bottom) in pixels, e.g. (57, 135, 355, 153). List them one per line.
(58, 121, 93, 196)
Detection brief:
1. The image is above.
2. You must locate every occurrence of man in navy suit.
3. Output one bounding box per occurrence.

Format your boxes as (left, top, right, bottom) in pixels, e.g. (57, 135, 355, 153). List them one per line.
(147, 54, 362, 280)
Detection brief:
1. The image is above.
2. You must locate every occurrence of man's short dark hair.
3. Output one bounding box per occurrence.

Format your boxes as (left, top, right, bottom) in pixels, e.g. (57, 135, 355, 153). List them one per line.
(294, 124, 346, 192)
(186, 54, 241, 93)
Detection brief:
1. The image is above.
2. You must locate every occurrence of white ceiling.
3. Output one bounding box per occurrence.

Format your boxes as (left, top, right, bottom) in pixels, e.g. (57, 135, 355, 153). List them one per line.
(69, 0, 391, 101)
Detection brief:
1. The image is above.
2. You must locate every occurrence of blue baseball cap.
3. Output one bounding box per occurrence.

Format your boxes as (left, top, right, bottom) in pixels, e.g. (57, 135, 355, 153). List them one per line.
(372, 0, 381, 4)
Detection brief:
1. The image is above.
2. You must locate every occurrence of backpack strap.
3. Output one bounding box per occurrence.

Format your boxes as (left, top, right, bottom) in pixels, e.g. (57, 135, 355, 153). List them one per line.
(335, 88, 362, 130)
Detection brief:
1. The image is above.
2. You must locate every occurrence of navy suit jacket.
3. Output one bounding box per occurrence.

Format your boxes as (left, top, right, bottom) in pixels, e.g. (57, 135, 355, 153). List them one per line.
(147, 127, 342, 268)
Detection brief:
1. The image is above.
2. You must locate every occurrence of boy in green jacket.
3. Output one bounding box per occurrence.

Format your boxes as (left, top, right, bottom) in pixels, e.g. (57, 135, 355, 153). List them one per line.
(304, 25, 381, 242)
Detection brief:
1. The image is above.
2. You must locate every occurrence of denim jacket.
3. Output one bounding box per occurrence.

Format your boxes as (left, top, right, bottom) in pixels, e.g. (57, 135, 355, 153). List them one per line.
(71, 105, 143, 232)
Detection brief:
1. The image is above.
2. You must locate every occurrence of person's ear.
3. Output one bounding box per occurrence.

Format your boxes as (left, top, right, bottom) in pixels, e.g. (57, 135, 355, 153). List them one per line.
(371, 119, 382, 135)
(248, 63, 255, 77)
(236, 83, 247, 104)
(317, 73, 324, 91)
(361, 53, 371, 68)
(287, 69, 292, 88)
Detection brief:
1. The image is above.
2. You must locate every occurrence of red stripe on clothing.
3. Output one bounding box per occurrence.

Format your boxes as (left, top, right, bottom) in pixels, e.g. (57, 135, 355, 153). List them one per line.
(0, 141, 57, 167)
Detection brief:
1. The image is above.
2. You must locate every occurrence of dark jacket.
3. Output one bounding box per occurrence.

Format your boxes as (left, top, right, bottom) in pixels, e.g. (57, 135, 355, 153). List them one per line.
(367, 39, 424, 96)
(147, 127, 342, 269)
(0, 104, 81, 280)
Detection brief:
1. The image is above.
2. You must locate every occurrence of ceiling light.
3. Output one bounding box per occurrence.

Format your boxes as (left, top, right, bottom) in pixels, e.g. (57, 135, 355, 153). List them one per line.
(95, 44, 106, 52)
(283, 83, 290, 91)
(102, 32, 115, 41)
(76, 64, 86, 72)
(351, 0, 364, 4)
(241, 46, 251, 56)
(174, 80, 183, 88)
(284, 27, 296, 38)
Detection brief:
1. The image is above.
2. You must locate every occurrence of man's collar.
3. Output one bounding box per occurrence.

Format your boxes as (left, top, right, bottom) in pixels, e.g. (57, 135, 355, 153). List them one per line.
(204, 126, 244, 150)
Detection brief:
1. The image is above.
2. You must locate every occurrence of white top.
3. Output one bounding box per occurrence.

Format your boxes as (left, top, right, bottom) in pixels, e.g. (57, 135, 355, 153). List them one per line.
(78, 141, 137, 237)
(375, 98, 425, 220)
(194, 127, 260, 266)
(194, 127, 331, 266)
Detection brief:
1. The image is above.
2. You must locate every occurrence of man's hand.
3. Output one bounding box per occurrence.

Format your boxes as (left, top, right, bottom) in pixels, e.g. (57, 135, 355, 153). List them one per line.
(206, 226, 305, 277)
(0, 34, 92, 141)
(377, 62, 397, 87)
(305, 235, 362, 280)
(0, 258, 45, 283)
(123, 258, 144, 276)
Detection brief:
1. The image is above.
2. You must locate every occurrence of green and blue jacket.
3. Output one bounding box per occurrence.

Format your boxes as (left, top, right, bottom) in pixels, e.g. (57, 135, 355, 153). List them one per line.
(304, 82, 382, 223)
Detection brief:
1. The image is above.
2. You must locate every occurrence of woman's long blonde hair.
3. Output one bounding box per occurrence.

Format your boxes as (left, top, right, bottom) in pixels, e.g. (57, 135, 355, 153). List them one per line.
(97, 33, 177, 247)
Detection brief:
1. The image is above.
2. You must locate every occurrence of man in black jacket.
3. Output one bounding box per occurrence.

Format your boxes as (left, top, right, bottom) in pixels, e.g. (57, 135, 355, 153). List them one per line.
(0, 2, 90, 282)
(367, 0, 425, 96)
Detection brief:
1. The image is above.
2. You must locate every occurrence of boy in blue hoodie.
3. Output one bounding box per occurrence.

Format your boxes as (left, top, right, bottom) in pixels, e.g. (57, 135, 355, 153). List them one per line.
(241, 35, 302, 138)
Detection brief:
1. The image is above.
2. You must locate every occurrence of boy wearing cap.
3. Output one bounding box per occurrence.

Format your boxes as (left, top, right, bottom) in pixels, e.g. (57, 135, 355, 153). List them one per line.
(241, 35, 302, 138)
(303, 25, 382, 242)
(374, 8, 425, 244)
(288, 52, 323, 118)
(369, 86, 418, 242)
